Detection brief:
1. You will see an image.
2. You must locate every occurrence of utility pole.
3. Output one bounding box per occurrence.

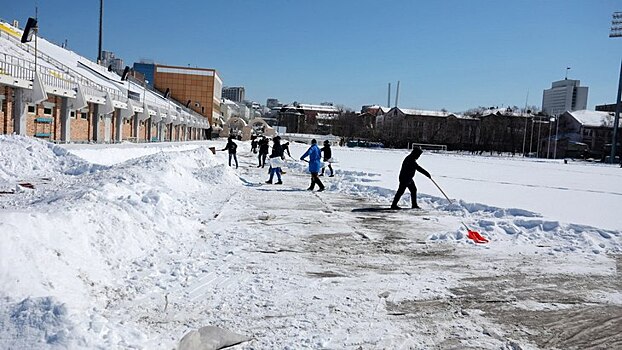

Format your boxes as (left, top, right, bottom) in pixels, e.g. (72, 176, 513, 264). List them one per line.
(521, 90, 529, 156)
(609, 12, 622, 164)
(394, 80, 400, 108)
(97, 0, 103, 64)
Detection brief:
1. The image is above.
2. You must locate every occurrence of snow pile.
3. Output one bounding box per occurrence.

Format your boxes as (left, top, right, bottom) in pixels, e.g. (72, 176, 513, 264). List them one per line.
(0, 297, 74, 349)
(0, 135, 102, 191)
(0, 136, 242, 348)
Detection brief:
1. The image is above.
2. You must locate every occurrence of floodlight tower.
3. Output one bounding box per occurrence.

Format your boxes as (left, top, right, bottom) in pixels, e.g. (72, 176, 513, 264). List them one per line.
(97, 0, 103, 64)
(609, 11, 622, 164)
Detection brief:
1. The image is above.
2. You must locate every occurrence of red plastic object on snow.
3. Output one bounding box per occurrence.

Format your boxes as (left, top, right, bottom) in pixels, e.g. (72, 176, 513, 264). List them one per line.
(467, 229, 489, 244)
(430, 178, 490, 244)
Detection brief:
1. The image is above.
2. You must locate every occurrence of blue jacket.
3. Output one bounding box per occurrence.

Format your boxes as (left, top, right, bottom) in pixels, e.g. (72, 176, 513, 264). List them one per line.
(301, 144, 322, 173)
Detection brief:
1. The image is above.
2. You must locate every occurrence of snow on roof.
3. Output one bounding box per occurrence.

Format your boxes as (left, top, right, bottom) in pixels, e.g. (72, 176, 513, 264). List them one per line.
(285, 104, 341, 113)
(361, 105, 391, 115)
(396, 107, 467, 118)
(568, 110, 618, 127)
(0, 20, 208, 124)
(480, 108, 524, 117)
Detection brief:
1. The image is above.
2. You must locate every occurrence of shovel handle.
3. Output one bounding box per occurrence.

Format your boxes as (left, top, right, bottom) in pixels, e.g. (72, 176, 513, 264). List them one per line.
(430, 178, 452, 204)
(430, 178, 487, 241)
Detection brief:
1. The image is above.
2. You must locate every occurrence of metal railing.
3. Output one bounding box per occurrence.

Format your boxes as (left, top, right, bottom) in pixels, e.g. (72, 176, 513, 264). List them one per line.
(0, 24, 207, 128)
(0, 52, 75, 91)
(0, 29, 125, 102)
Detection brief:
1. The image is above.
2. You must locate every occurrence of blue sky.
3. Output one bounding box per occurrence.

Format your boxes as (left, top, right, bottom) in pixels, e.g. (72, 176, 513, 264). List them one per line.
(4, 0, 622, 112)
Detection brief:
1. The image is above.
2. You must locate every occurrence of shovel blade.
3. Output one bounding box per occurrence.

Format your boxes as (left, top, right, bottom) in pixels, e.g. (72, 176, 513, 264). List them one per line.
(467, 230, 489, 244)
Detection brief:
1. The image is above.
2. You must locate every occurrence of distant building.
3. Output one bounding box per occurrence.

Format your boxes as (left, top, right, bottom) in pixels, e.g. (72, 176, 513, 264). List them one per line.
(133, 61, 156, 86)
(133, 62, 222, 123)
(100, 50, 124, 74)
(595, 103, 617, 112)
(553, 110, 620, 159)
(222, 86, 245, 102)
(221, 99, 252, 122)
(542, 79, 588, 116)
(266, 98, 280, 109)
(277, 103, 341, 134)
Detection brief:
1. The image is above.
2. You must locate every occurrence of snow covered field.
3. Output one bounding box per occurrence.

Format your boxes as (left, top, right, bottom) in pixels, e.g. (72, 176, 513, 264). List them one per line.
(0, 135, 620, 349)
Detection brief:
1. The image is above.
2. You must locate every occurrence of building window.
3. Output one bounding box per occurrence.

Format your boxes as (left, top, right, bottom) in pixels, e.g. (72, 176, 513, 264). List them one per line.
(70, 111, 76, 119)
(27, 105, 35, 114)
(80, 112, 88, 120)
(43, 107, 53, 116)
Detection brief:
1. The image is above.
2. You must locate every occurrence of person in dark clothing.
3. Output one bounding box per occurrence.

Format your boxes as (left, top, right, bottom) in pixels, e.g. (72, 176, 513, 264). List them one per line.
(266, 136, 285, 184)
(251, 136, 258, 154)
(258, 137, 269, 167)
(319, 140, 334, 177)
(282, 142, 292, 157)
(221, 136, 238, 168)
(391, 147, 431, 209)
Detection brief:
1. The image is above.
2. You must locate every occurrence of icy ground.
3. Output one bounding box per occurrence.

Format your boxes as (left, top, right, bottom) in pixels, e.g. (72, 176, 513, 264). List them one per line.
(0, 135, 620, 349)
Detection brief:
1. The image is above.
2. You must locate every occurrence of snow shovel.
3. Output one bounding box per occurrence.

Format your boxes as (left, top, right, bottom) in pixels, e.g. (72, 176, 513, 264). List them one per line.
(430, 178, 489, 244)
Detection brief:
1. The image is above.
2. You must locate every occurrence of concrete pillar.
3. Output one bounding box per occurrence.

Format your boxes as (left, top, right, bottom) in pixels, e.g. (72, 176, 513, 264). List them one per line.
(13, 88, 27, 135)
(115, 109, 123, 142)
(92, 104, 101, 142)
(146, 120, 152, 142)
(104, 115, 112, 143)
(60, 97, 71, 143)
(133, 114, 139, 141)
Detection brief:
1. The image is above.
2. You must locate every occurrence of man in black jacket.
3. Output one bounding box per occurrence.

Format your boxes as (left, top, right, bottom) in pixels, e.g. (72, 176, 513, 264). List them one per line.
(391, 147, 431, 209)
(257, 137, 269, 167)
(319, 140, 334, 177)
(221, 136, 238, 169)
(266, 136, 285, 184)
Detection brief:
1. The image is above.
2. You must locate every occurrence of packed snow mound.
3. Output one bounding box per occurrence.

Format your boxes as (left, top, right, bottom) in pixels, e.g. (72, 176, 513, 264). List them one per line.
(108, 146, 242, 192)
(178, 326, 251, 350)
(0, 135, 103, 189)
(0, 296, 75, 349)
(0, 139, 247, 348)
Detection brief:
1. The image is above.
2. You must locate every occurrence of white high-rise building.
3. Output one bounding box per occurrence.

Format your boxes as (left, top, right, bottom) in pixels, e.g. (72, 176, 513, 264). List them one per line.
(542, 79, 588, 116)
(100, 50, 124, 74)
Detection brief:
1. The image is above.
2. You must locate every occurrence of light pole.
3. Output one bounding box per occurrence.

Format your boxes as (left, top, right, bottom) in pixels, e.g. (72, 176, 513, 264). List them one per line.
(521, 91, 529, 156)
(522, 112, 528, 156)
(609, 11, 622, 164)
(554, 116, 560, 158)
(536, 116, 543, 157)
(547, 117, 554, 159)
(98, 0, 103, 64)
(529, 116, 535, 156)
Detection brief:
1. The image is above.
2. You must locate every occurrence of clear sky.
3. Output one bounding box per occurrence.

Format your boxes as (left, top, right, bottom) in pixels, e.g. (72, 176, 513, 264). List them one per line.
(4, 0, 622, 112)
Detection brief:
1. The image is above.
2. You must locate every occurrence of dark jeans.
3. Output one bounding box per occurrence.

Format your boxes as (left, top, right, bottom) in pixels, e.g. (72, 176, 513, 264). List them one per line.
(228, 153, 238, 168)
(392, 179, 417, 208)
(268, 167, 282, 182)
(308, 172, 325, 190)
(321, 162, 333, 176)
(258, 153, 267, 167)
